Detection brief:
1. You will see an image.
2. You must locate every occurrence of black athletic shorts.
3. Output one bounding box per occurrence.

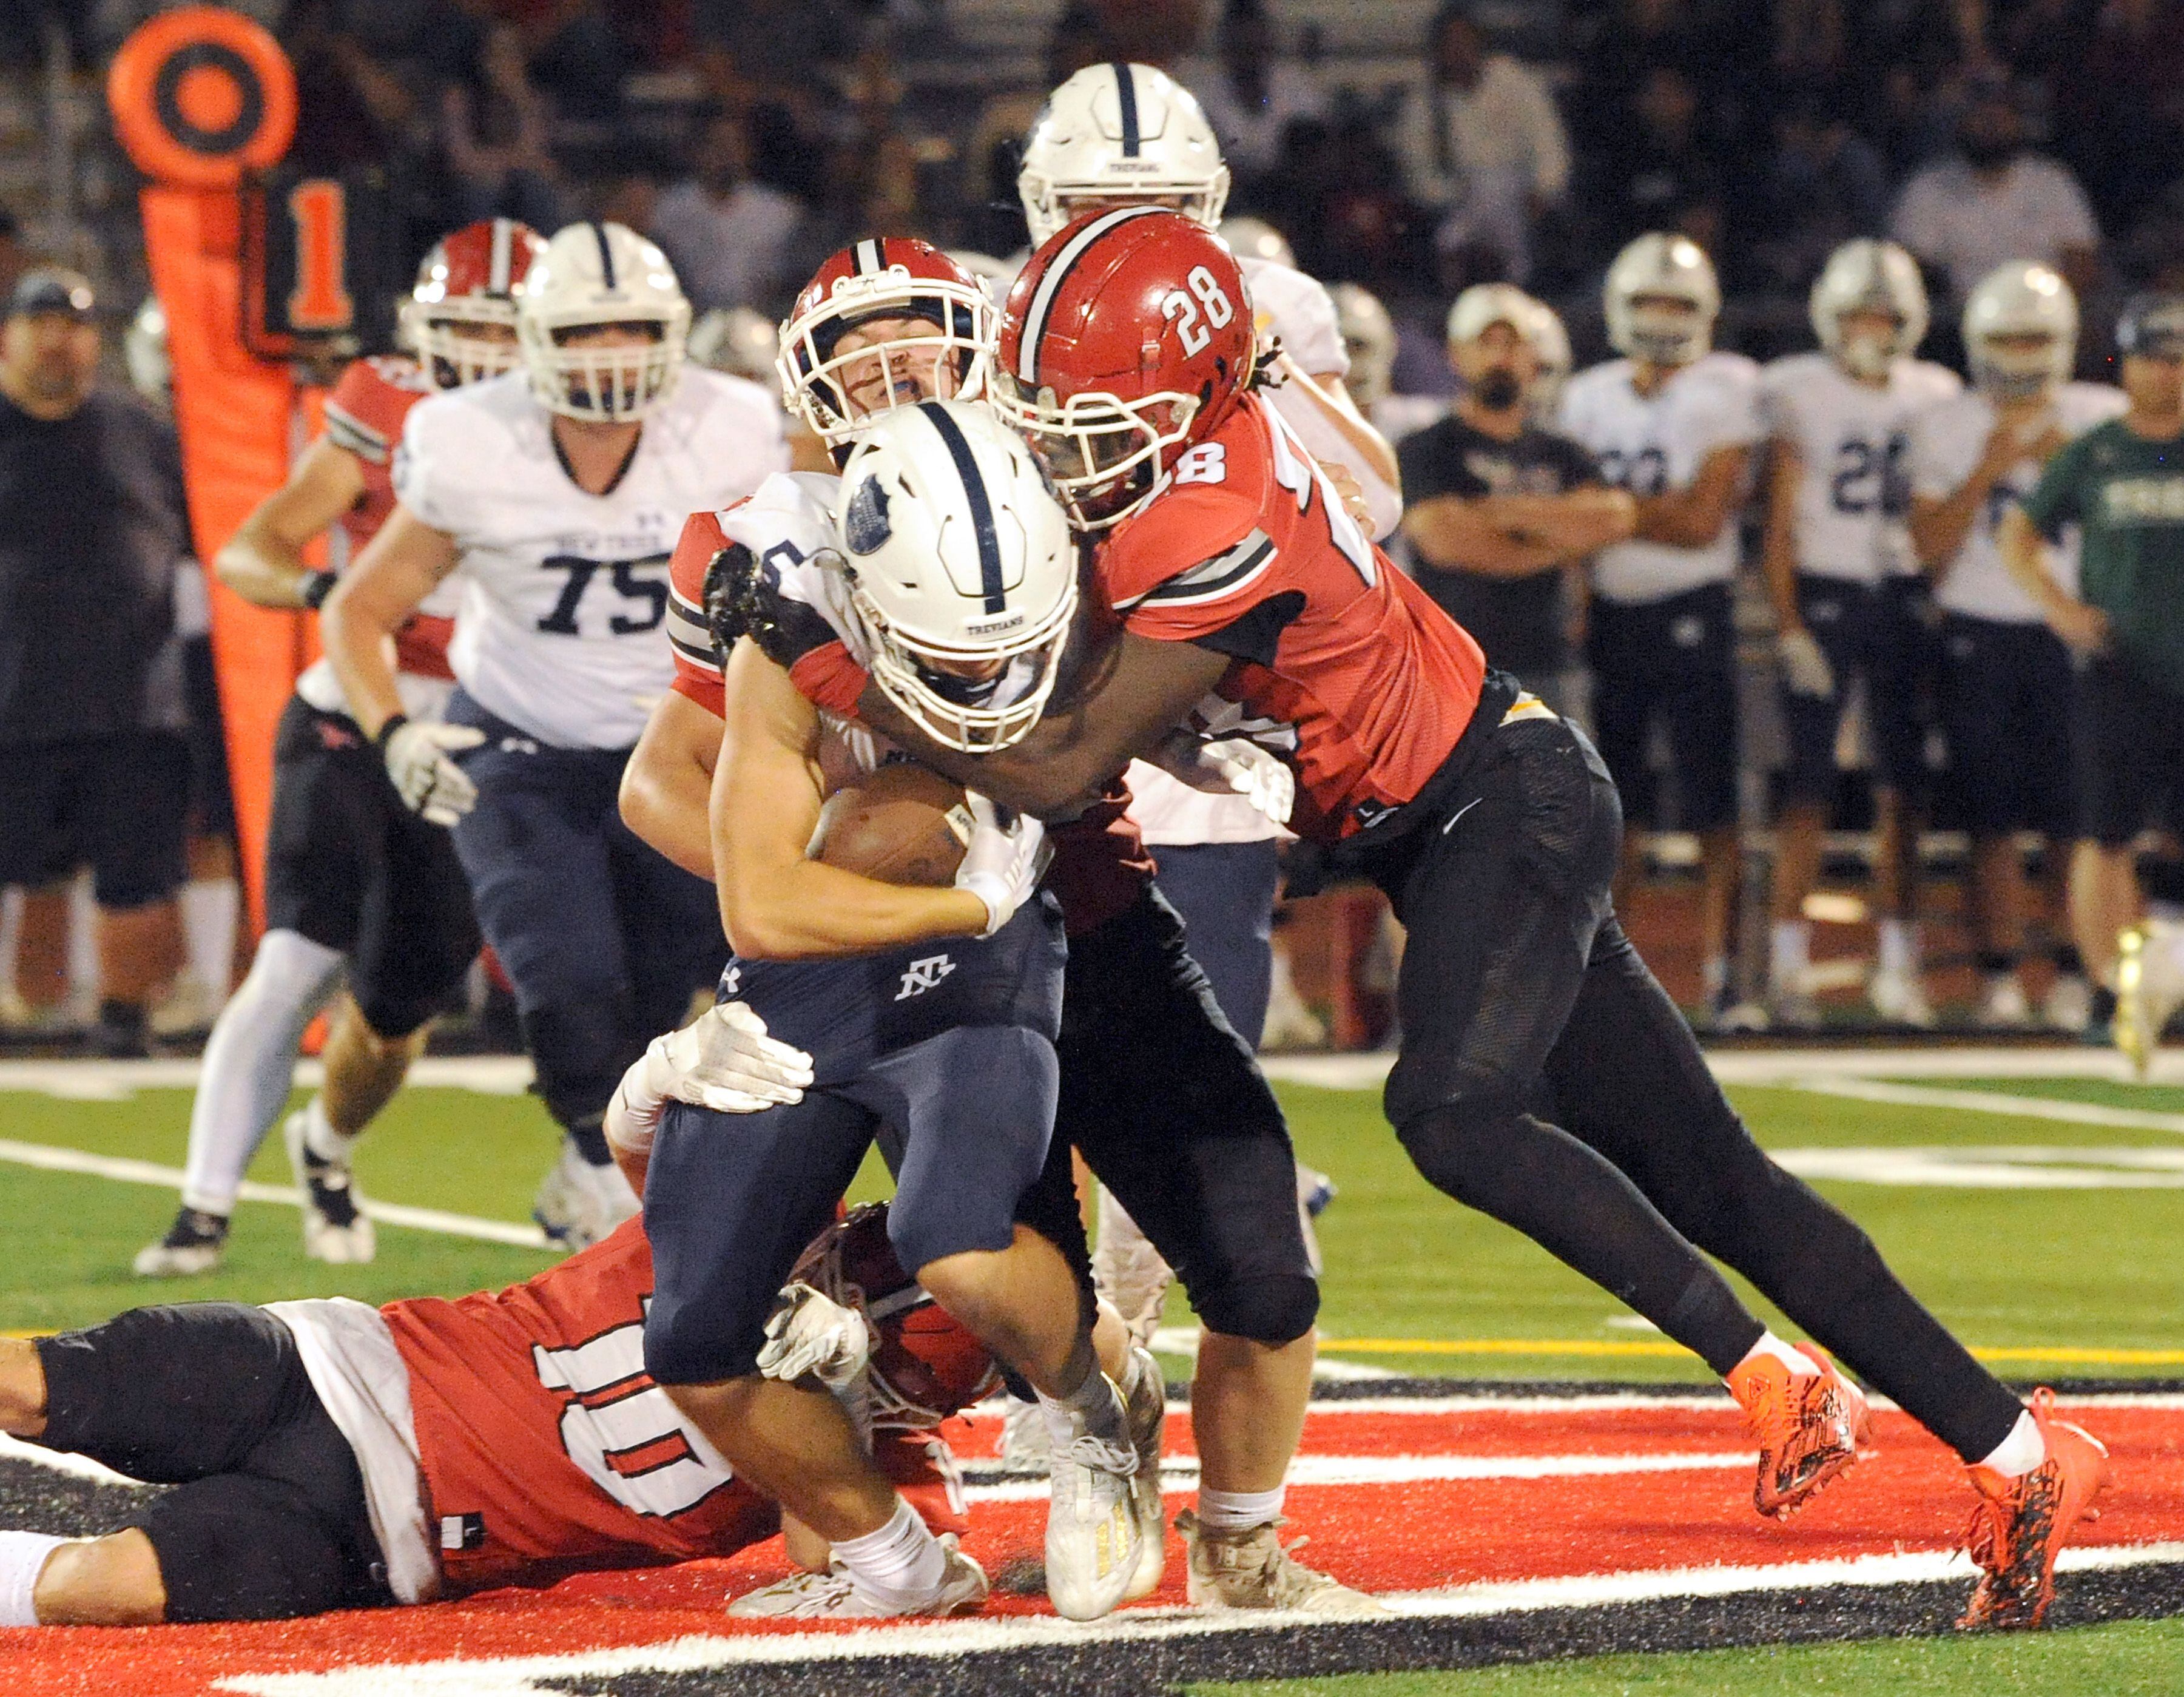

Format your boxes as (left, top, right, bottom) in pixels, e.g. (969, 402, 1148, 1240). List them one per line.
(1939, 614, 2075, 837)
(181, 633, 237, 841)
(32, 1303, 393, 1622)
(0, 730, 189, 908)
(1584, 583, 1738, 832)
(2072, 653, 2184, 848)
(1781, 576, 1930, 804)
(264, 696, 480, 1038)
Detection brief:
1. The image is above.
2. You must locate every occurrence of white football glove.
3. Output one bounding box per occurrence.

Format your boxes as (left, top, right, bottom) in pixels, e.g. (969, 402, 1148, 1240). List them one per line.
(382, 720, 487, 825)
(1196, 736, 1295, 826)
(954, 794, 1053, 938)
(1778, 627, 1835, 699)
(757, 1282, 871, 1389)
(602, 1002, 815, 1154)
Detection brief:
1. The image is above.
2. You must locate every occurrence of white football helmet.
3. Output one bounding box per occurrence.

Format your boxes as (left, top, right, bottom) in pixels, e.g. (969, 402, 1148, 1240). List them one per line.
(1332, 282, 1395, 409)
(1604, 233, 1720, 366)
(688, 306, 779, 382)
(834, 400, 1079, 753)
(1019, 62, 1230, 247)
(517, 221, 690, 422)
(1522, 296, 1572, 420)
(1810, 238, 1929, 380)
(1219, 216, 1296, 269)
(1963, 260, 2078, 400)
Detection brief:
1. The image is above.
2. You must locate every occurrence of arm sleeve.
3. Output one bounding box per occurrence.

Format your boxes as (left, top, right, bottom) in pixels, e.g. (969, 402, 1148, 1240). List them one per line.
(666, 510, 731, 717)
(2017, 430, 2088, 541)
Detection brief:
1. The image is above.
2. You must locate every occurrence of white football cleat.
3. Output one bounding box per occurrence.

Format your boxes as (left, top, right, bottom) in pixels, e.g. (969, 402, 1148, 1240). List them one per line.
(1044, 1381, 1145, 1621)
(285, 1111, 376, 1265)
(532, 1137, 641, 1250)
(2043, 971, 2094, 1035)
(1175, 1511, 1388, 1615)
(132, 1207, 229, 1278)
(1869, 966, 1936, 1029)
(1120, 1346, 1167, 1601)
(999, 1392, 1053, 1471)
(1093, 1184, 1173, 1351)
(1767, 980, 1824, 1032)
(726, 1537, 988, 1618)
(1977, 974, 2032, 1030)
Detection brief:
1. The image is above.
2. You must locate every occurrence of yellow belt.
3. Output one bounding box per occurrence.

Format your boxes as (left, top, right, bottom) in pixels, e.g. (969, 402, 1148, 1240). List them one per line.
(1500, 692, 1559, 727)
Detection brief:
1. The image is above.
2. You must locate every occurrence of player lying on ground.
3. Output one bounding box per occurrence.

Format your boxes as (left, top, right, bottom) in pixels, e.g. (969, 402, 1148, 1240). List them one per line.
(136, 219, 543, 1279)
(774, 209, 2108, 1632)
(0, 1196, 983, 1628)
(625, 241, 1373, 1616)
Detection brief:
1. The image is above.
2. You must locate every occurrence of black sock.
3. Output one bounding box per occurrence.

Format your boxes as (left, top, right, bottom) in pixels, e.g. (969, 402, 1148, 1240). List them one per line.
(568, 1122, 614, 1167)
(1975, 950, 2017, 977)
(2051, 943, 2086, 976)
(96, 999, 146, 1034)
(2092, 985, 2118, 1025)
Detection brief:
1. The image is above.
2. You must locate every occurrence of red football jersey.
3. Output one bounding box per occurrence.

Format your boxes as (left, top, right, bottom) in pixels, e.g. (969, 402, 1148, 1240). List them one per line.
(380, 1220, 965, 1595)
(1097, 394, 1488, 841)
(322, 354, 454, 680)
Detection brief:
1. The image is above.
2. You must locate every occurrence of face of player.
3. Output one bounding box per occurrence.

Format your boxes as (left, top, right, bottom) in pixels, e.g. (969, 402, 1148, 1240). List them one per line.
(2122, 349, 2184, 420)
(426, 315, 517, 386)
(831, 315, 957, 420)
(551, 319, 664, 415)
(1054, 192, 1193, 229)
(1455, 320, 1538, 413)
(0, 311, 100, 416)
(1627, 291, 1702, 371)
(1835, 306, 1900, 376)
(1978, 330, 2059, 403)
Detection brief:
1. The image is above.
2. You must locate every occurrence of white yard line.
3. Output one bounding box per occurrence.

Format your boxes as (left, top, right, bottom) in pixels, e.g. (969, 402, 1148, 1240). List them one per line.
(0, 1056, 536, 1101)
(0, 1136, 549, 1248)
(1773, 1144, 2184, 1187)
(960, 1449, 1755, 1504)
(1773, 1076, 2184, 1136)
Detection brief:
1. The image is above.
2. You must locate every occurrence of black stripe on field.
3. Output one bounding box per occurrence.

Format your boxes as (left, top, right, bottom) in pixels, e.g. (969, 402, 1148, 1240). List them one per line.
(539, 1563, 2184, 1697)
(1167, 1375, 2184, 1403)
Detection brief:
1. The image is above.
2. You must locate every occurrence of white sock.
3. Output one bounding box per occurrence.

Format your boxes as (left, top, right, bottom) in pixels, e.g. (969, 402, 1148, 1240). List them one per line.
(1770, 921, 1810, 991)
(1730, 1331, 1817, 1383)
(1975, 1409, 2048, 1478)
(302, 1094, 356, 1166)
(0, 1531, 65, 1626)
(1196, 1484, 1286, 1533)
(1878, 919, 1919, 977)
(178, 877, 239, 997)
(1037, 1359, 1128, 1452)
(831, 1496, 946, 1609)
(179, 929, 343, 1214)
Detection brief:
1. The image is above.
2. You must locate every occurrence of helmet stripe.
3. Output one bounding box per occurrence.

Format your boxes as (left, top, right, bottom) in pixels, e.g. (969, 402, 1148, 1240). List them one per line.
(489, 218, 512, 294)
(590, 220, 616, 289)
(855, 238, 884, 276)
(918, 402, 1006, 613)
(1111, 62, 1140, 157)
(1015, 204, 1166, 385)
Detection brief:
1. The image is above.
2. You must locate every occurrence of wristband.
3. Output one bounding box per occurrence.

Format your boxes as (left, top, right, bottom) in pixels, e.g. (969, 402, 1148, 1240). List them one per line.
(374, 713, 411, 751)
(299, 569, 338, 610)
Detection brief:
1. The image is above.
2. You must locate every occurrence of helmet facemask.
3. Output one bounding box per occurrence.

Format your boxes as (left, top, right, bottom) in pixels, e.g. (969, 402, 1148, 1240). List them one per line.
(851, 572, 1080, 754)
(404, 295, 524, 391)
(1616, 294, 1711, 366)
(1970, 330, 2067, 401)
(780, 269, 994, 450)
(519, 315, 686, 422)
(991, 368, 1200, 531)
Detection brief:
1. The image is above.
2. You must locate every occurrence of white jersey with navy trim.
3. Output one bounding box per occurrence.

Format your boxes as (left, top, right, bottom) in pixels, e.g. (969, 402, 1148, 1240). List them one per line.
(396, 367, 787, 748)
(1558, 352, 1762, 605)
(1909, 382, 2128, 623)
(1760, 351, 1961, 586)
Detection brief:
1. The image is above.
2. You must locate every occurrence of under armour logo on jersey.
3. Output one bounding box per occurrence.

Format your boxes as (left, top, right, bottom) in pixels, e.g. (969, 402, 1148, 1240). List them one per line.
(895, 954, 956, 1000)
(844, 475, 892, 555)
(719, 965, 743, 997)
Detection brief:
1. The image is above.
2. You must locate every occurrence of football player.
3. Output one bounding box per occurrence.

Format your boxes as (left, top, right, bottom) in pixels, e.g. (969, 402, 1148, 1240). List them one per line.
(135, 220, 543, 1279)
(1559, 234, 1762, 1028)
(1907, 261, 2120, 1031)
(1761, 240, 1963, 1029)
(1333, 282, 1448, 443)
(627, 239, 1366, 1617)
(0, 1204, 984, 1627)
(834, 210, 2106, 1632)
(322, 221, 789, 1252)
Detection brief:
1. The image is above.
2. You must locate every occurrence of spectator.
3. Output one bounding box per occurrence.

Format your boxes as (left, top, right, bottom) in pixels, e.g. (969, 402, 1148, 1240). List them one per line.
(0, 207, 24, 302)
(965, 2, 1108, 246)
(1891, 70, 2100, 303)
(1584, 63, 1724, 260)
(650, 107, 806, 313)
(1394, 4, 1570, 282)
(1746, 83, 1892, 294)
(439, 23, 568, 232)
(1182, 0, 1327, 192)
(0, 271, 194, 1056)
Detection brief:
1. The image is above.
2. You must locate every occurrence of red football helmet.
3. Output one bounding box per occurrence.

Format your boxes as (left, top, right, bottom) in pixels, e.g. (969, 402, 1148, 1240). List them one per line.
(778, 238, 996, 451)
(789, 1203, 1001, 1428)
(995, 206, 1255, 530)
(400, 217, 548, 390)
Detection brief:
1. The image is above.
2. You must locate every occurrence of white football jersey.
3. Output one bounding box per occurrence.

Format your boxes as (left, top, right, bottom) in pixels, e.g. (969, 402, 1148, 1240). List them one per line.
(1761, 352, 1961, 586)
(397, 368, 787, 749)
(1909, 382, 2128, 623)
(1557, 352, 1762, 604)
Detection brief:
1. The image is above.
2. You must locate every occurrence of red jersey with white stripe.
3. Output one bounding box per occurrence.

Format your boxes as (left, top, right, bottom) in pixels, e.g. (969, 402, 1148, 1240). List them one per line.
(1099, 393, 1487, 841)
(321, 354, 454, 680)
(380, 1220, 965, 1596)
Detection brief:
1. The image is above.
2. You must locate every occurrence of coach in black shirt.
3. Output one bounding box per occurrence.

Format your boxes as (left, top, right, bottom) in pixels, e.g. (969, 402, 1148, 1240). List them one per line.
(1398, 284, 1634, 707)
(0, 268, 194, 1052)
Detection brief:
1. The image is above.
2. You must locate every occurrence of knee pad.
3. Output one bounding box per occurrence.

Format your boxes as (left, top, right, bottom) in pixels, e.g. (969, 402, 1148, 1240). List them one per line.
(522, 994, 644, 1131)
(1397, 1091, 1531, 1210)
(1194, 1274, 1320, 1346)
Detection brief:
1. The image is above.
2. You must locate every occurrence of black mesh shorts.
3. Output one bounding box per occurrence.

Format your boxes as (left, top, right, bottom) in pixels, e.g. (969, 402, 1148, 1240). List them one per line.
(1781, 577, 1932, 804)
(1584, 584, 1739, 832)
(264, 696, 480, 1037)
(33, 1303, 394, 1622)
(2072, 654, 2184, 848)
(1938, 613, 2075, 837)
(0, 730, 189, 908)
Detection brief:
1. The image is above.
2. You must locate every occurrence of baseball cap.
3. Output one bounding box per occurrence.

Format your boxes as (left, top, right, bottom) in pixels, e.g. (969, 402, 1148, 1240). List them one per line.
(6, 266, 96, 323)
(2117, 293, 2184, 360)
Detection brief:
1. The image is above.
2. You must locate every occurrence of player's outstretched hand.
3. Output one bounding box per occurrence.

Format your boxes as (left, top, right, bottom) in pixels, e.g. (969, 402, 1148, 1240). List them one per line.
(956, 794, 1053, 938)
(382, 720, 487, 825)
(758, 1282, 871, 1389)
(1778, 627, 1835, 699)
(1197, 736, 1295, 826)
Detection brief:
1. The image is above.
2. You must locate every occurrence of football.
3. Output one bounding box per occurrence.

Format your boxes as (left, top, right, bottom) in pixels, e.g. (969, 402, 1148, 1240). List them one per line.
(811, 763, 974, 886)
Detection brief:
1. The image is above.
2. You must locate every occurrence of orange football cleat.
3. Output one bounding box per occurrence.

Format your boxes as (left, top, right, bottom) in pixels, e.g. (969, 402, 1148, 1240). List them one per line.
(1727, 1342, 1867, 1518)
(1958, 1390, 2110, 1631)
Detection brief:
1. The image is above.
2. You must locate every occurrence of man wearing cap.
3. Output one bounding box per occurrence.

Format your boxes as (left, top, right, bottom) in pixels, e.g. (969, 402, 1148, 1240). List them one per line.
(0, 268, 195, 1054)
(2001, 294, 2184, 1033)
(1398, 283, 1636, 715)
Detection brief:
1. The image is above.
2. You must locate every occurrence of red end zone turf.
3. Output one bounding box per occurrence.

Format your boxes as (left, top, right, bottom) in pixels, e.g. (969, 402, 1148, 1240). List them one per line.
(7, 1395, 2180, 1696)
